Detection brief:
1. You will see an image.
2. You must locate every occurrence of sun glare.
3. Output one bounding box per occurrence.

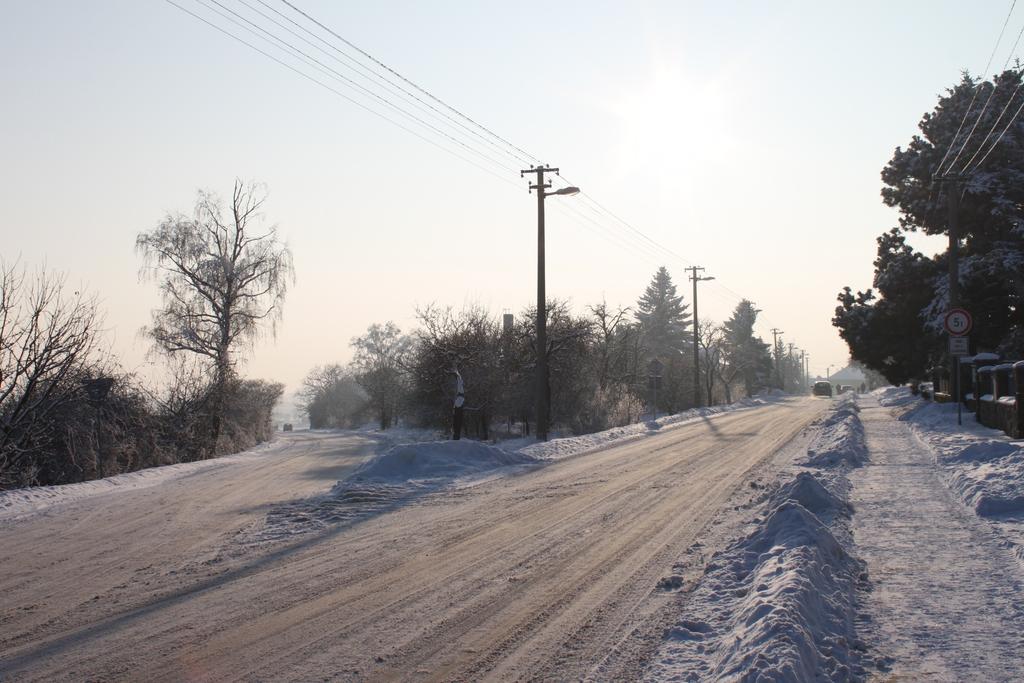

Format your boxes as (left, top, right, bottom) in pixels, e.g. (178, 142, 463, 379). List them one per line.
(610, 66, 736, 187)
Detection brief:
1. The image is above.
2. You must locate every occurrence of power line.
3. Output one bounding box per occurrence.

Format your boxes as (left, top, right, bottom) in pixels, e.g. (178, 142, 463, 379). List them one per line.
(957, 55, 1024, 174)
(246, 0, 538, 167)
(277, 0, 544, 167)
(162, 0, 523, 190)
(196, 0, 521, 173)
(967, 86, 1024, 171)
(267, 1, 771, 312)
(937, 0, 1018, 176)
(165, 0, 788, 335)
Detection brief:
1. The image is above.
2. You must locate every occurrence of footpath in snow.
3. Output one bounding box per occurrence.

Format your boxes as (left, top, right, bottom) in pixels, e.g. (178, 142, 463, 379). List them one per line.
(877, 385, 1024, 564)
(852, 394, 1024, 681)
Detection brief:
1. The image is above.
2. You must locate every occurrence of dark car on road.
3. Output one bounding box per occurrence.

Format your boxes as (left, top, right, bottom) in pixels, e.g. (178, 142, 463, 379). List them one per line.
(813, 381, 833, 397)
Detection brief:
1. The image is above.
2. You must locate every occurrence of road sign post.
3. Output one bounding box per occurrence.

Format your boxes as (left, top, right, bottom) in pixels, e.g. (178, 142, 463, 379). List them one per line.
(948, 332, 971, 426)
(944, 309, 972, 337)
(944, 309, 972, 427)
(648, 359, 663, 421)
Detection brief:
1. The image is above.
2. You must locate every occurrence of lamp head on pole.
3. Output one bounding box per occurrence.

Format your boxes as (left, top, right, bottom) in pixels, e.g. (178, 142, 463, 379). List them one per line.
(547, 186, 580, 197)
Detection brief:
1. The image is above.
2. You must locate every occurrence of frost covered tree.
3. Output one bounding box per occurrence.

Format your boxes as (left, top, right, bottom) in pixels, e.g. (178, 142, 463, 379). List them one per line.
(137, 180, 293, 453)
(0, 263, 102, 487)
(299, 364, 368, 429)
(696, 319, 726, 406)
(836, 69, 1024, 373)
(833, 230, 939, 384)
(720, 299, 772, 399)
(635, 267, 691, 359)
(350, 322, 411, 430)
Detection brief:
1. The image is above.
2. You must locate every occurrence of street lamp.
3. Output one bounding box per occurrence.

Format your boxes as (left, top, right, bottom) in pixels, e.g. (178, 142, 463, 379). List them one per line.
(549, 186, 580, 196)
(688, 267, 714, 407)
(520, 166, 579, 441)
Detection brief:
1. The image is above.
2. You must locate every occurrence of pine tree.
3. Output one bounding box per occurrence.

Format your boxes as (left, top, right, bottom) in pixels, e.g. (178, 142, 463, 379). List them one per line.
(635, 267, 691, 359)
(721, 299, 772, 397)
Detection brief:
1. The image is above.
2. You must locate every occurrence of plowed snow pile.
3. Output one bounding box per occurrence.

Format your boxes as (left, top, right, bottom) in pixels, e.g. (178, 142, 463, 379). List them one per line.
(804, 398, 867, 468)
(648, 402, 866, 682)
(350, 440, 535, 481)
(248, 441, 538, 543)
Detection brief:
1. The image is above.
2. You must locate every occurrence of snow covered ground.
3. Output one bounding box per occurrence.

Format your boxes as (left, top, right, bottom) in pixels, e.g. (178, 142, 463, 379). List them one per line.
(876, 385, 1024, 562)
(0, 439, 283, 522)
(0, 393, 783, 525)
(511, 394, 784, 460)
(245, 394, 791, 544)
(246, 440, 540, 543)
(244, 396, 790, 544)
(852, 391, 1024, 680)
(647, 396, 868, 681)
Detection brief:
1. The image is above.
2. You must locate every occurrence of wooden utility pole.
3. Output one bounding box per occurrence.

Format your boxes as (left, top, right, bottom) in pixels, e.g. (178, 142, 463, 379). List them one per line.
(519, 167, 579, 441)
(946, 178, 961, 309)
(770, 328, 784, 389)
(687, 266, 714, 407)
(522, 166, 554, 441)
(936, 175, 963, 402)
(787, 342, 796, 392)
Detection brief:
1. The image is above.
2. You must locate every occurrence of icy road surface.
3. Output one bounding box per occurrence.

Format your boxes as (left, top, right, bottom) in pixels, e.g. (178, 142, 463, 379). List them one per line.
(0, 398, 824, 681)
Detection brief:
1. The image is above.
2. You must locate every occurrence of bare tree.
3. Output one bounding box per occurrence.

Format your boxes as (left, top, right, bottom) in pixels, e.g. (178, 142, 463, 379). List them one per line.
(298, 364, 368, 429)
(409, 304, 504, 437)
(588, 298, 632, 390)
(697, 319, 727, 406)
(0, 262, 102, 486)
(351, 322, 411, 430)
(137, 180, 294, 454)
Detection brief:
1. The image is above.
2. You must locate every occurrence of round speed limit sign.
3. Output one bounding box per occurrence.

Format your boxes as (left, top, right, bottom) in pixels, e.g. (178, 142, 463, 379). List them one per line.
(944, 308, 972, 336)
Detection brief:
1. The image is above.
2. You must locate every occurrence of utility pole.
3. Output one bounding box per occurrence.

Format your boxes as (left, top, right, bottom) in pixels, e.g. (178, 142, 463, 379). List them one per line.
(944, 177, 961, 309)
(520, 166, 579, 441)
(771, 328, 784, 389)
(803, 352, 809, 393)
(787, 343, 795, 392)
(687, 266, 714, 407)
(946, 177, 962, 406)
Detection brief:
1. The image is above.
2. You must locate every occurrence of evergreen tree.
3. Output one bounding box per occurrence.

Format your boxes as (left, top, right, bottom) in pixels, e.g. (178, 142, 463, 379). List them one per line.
(833, 230, 939, 384)
(721, 300, 772, 397)
(836, 69, 1024, 375)
(635, 266, 691, 359)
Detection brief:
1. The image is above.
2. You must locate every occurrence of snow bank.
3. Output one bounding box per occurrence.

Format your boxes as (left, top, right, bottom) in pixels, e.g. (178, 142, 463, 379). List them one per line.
(772, 471, 852, 518)
(874, 385, 917, 408)
(347, 439, 536, 483)
(247, 440, 538, 544)
(649, 400, 868, 681)
(648, 481, 862, 682)
(517, 396, 779, 461)
(804, 398, 867, 468)
(888, 390, 1024, 517)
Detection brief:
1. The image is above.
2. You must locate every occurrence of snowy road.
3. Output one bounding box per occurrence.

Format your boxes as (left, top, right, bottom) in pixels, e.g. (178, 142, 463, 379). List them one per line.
(0, 398, 823, 681)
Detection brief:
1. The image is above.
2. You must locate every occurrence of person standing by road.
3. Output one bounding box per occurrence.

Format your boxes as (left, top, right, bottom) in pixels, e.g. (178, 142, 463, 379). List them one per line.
(452, 366, 465, 440)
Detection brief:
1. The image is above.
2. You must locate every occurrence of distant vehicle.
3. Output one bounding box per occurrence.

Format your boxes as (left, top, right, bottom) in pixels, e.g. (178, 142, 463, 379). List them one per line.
(283, 423, 293, 432)
(839, 385, 853, 394)
(813, 381, 833, 397)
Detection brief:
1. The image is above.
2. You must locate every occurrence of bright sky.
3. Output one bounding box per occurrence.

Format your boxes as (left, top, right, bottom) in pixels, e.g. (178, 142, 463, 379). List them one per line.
(0, 0, 1005, 394)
